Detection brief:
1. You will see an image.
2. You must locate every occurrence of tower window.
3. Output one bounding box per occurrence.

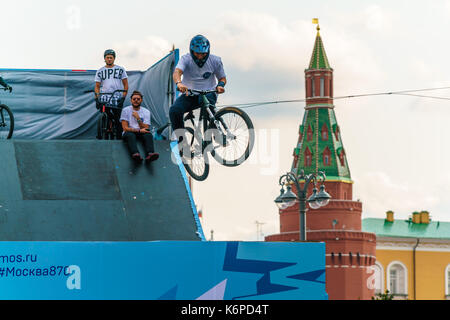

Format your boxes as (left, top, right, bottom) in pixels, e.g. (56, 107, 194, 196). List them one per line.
(306, 155, 312, 167)
(321, 123, 329, 141)
(323, 146, 331, 166)
(339, 149, 346, 167)
(304, 148, 312, 167)
(334, 125, 340, 141)
(311, 77, 315, 97)
(307, 125, 313, 141)
(320, 77, 325, 97)
(330, 77, 333, 97)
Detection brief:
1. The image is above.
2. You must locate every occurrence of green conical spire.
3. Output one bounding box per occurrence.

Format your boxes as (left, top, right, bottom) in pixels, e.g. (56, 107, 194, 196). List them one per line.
(308, 25, 331, 70)
(293, 108, 351, 182)
(292, 24, 351, 182)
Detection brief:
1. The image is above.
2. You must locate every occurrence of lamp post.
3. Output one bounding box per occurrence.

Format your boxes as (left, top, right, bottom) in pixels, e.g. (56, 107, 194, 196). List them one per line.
(274, 169, 331, 241)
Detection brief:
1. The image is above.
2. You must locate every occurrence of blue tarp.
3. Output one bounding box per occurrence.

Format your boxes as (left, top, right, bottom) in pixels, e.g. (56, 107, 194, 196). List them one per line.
(0, 50, 177, 139)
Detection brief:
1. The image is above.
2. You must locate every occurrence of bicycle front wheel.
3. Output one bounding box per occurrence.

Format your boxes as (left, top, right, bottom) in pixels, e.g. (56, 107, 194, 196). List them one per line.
(208, 107, 255, 167)
(0, 104, 14, 139)
(181, 127, 209, 181)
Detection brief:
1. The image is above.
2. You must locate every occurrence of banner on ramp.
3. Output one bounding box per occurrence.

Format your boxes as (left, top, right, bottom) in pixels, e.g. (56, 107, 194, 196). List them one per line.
(0, 241, 327, 300)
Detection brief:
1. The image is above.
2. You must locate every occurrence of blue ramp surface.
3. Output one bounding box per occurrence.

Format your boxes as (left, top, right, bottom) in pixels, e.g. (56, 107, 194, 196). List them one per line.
(0, 139, 202, 241)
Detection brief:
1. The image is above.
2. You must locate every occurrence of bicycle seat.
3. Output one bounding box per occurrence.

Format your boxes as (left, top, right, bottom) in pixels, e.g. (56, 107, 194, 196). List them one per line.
(184, 111, 195, 121)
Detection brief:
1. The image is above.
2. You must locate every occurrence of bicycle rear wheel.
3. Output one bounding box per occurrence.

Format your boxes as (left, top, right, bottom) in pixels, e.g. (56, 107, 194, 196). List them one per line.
(114, 119, 123, 140)
(0, 104, 14, 139)
(107, 118, 115, 140)
(208, 107, 255, 167)
(181, 127, 209, 181)
(97, 113, 108, 140)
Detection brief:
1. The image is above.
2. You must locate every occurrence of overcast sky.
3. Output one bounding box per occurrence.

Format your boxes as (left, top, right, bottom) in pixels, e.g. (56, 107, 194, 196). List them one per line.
(2, 0, 450, 240)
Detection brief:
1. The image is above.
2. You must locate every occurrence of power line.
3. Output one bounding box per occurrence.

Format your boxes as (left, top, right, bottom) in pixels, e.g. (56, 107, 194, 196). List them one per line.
(217, 86, 450, 109)
(391, 93, 450, 101)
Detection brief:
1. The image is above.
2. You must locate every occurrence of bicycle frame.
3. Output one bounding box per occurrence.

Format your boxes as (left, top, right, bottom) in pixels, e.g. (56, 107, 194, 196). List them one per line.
(187, 90, 236, 149)
(170, 88, 255, 180)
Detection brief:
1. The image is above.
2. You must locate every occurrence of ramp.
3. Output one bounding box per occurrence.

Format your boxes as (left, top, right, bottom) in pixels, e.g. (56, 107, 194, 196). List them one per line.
(0, 140, 203, 241)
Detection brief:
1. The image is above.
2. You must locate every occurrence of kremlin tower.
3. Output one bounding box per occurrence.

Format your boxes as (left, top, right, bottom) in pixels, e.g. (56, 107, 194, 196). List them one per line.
(265, 23, 377, 300)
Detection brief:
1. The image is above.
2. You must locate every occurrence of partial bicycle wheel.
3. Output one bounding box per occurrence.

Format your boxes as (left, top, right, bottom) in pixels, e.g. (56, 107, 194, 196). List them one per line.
(0, 104, 14, 139)
(107, 118, 115, 140)
(181, 127, 209, 181)
(97, 113, 108, 140)
(207, 107, 255, 167)
(113, 119, 123, 140)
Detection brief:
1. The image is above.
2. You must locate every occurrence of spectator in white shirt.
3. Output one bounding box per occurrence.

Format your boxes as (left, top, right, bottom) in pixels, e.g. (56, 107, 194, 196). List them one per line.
(120, 90, 159, 163)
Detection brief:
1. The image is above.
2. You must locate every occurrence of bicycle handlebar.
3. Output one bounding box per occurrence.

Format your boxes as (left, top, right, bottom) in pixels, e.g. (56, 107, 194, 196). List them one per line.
(84, 89, 127, 96)
(186, 89, 218, 95)
(85, 89, 127, 110)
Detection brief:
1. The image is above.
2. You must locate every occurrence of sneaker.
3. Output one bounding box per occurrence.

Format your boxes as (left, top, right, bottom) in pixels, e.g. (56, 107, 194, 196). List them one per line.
(132, 153, 143, 162)
(146, 152, 159, 162)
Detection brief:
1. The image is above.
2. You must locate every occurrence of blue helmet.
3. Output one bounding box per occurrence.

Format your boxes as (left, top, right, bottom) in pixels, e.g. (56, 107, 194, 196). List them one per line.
(190, 35, 210, 68)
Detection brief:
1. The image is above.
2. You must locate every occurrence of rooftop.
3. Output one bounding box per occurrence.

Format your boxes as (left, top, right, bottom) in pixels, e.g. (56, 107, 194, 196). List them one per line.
(362, 217, 450, 240)
(307, 25, 331, 70)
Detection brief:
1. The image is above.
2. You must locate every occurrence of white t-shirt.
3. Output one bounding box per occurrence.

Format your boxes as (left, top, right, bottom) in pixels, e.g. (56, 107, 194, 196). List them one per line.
(176, 54, 226, 91)
(119, 105, 151, 135)
(95, 65, 128, 102)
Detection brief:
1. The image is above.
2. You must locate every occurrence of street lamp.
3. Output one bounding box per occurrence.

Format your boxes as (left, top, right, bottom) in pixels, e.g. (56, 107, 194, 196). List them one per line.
(274, 169, 331, 241)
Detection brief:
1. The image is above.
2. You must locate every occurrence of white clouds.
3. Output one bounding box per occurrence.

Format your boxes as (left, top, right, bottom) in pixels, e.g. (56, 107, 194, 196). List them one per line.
(210, 12, 312, 73)
(363, 5, 391, 32)
(354, 171, 440, 220)
(444, 0, 450, 14)
(208, 11, 386, 96)
(87, 11, 388, 100)
(113, 36, 173, 70)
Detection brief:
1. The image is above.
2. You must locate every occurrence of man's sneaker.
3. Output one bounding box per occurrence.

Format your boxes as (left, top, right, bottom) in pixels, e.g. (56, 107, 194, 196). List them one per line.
(146, 152, 159, 162)
(132, 153, 143, 162)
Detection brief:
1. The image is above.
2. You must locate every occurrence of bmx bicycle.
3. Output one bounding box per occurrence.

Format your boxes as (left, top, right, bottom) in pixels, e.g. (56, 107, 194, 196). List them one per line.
(85, 89, 127, 140)
(0, 87, 14, 139)
(159, 89, 255, 181)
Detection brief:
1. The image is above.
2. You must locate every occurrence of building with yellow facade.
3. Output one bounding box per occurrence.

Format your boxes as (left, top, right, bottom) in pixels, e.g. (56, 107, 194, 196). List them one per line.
(362, 211, 450, 300)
